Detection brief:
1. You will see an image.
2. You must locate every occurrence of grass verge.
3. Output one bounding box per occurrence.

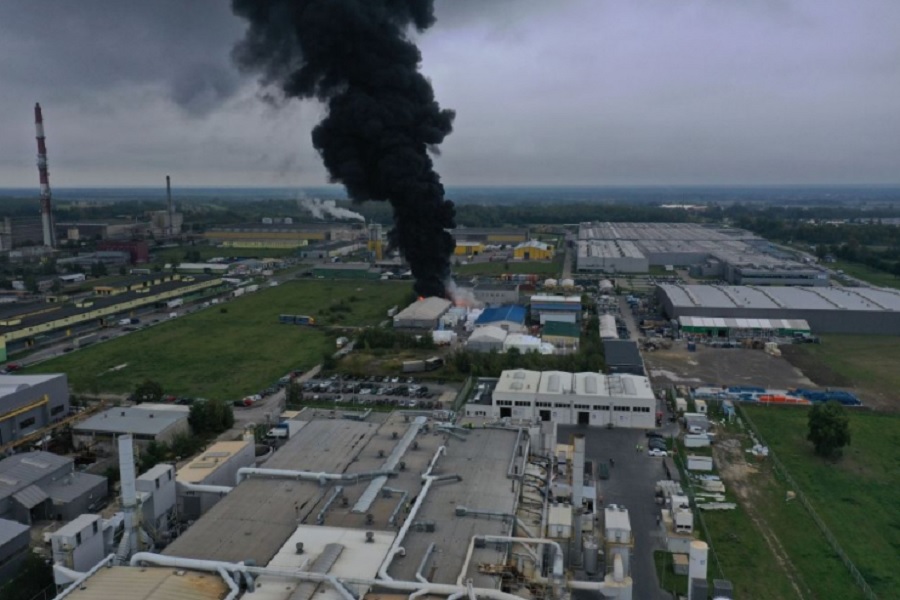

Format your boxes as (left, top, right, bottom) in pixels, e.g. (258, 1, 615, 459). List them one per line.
(25, 280, 412, 400)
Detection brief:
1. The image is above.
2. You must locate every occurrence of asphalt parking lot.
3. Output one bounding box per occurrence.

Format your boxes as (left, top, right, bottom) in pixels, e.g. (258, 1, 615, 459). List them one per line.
(559, 424, 677, 600)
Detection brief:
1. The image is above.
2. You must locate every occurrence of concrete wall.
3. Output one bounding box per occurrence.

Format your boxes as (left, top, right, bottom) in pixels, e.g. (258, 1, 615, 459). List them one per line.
(487, 397, 655, 428)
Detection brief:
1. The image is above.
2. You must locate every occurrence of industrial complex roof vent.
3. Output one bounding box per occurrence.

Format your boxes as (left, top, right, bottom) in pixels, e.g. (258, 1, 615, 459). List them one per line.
(365, 531, 375, 543)
(295, 542, 304, 554)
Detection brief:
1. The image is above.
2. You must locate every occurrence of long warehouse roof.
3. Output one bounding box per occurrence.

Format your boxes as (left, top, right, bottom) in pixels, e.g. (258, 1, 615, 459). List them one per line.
(659, 284, 900, 312)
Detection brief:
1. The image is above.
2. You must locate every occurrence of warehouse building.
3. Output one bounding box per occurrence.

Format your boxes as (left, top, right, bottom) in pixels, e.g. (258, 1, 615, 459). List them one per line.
(531, 294, 582, 324)
(393, 297, 452, 329)
(658, 283, 900, 334)
(603, 340, 646, 376)
(599, 314, 619, 340)
(0, 518, 30, 580)
(514, 240, 555, 261)
(576, 240, 649, 273)
(474, 305, 527, 333)
(542, 321, 581, 352)
(454, 241, 485, 256)
(678, 316, 811, 338)
(298, 241, 363, 260)
(466, 325, 508, 352)
(0, 374, 69, 446)
(0, 452, 107, 524)
(204, 223, 364, 248)
(484, 369, 656, 427)
(450, 227, 529, 245)
(73, 406, 190, 453)
(473, 282, 520, 306)
(577, 222, 826, 284)
(176, 440, 255, 521)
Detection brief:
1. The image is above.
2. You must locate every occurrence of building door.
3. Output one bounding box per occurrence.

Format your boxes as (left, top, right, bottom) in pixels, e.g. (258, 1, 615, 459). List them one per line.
(500, 407, 512, 419)
(539, 410, 551, 422)
(578, 411, 590, 425)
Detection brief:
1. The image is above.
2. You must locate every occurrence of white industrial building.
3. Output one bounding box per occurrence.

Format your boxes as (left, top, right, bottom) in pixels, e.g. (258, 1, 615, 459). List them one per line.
(392, 297, 452, 329)
(73, 406, 190, 452)
(466, 325, 508, 352)
(599, 314, 619, 340)
(576, 240, 649, 273)
(478, 369, 656, 427)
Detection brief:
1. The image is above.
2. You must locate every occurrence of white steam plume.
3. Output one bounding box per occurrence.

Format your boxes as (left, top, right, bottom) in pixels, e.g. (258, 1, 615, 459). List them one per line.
(299, 198, 365, 221)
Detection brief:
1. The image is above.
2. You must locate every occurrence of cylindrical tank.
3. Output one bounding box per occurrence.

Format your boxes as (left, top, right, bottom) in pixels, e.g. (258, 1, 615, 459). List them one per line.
(544, 278, 558, 288)
(583, 536, 599, 575)
(689, 540, 709, 581)
(561, 278, 575, 288)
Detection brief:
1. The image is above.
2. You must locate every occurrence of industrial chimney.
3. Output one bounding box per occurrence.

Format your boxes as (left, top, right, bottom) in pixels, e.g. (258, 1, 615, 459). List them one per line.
(34, 103, 56, 247)
(165, 175, 174, 237)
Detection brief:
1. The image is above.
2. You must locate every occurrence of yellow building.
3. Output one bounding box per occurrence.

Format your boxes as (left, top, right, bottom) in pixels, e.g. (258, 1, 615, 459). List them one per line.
(454, 241, 485, 257)
(514, 240, 555, 261)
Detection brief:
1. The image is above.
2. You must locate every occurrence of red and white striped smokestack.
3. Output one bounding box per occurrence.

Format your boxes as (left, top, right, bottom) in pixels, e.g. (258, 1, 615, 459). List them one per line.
(34, 103, 56, 247)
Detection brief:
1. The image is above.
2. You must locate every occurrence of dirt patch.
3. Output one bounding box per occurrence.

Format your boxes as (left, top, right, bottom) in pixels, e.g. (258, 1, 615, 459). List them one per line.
(644, 344, 814, 390)
(714, 434, 811, 600)
(778, 345, 853, 388)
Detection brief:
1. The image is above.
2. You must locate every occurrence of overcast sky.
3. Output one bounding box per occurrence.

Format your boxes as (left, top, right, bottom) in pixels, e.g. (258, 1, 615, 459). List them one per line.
(1, 0, 898, 188)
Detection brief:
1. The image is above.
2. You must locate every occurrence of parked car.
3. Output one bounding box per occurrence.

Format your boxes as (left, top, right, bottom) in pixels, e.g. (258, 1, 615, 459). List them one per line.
(648, 448, 668, 457)
(645, 431, 664, 439)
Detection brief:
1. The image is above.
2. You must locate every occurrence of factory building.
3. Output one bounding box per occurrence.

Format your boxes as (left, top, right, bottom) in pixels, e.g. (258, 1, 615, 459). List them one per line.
(0, 452, 107, 524)
(96, 240, 150, 264)
(577, 222, 827, 285)
(392, 297, 452, 329)
(454, 241, 485, 256)
(176, 440, 255, 521)
(450, 227, 529, 245)
(0, 518, 30, 581)
(514, 240, 555, 261)
(484, 369, 656, 427)
(204, 223, 364, 248)
(678, 316, 811, 338)
(473, 282, 520, 306)
(299, 241, 363, 260)
(56, 251, 131, 269)
(541, 321, 581, 352)
(73, 406, 190, 453)
(474, 305, 527, 333)
(50, 514, 107, 575)
(603, 340, 646, 376)
(599, 314, 619, 339)
(0, 274, 223, 360)
(0, 373, 69, 446)
(530, 294, 582, 324)
(658, 283, 900, 334)
(466, 325, 508, 352)
(576, 240, 649, 273)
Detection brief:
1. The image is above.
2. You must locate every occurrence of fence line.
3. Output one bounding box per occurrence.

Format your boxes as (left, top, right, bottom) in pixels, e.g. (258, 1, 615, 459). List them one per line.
(737, 405, 878, 600)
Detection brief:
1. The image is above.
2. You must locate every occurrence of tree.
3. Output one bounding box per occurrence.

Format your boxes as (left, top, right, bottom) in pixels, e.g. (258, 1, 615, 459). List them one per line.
(807, 401, 851, 458)
(286, 382, 303, 407)
(133, 379, 164, 404)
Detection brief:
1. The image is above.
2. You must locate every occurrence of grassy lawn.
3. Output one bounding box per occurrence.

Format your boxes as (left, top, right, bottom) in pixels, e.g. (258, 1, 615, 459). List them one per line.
(744, 406, 900, 598)
(453, 257, 562, 277)
(25, 280, 413, 400)
(830, 259, 900, 290)
(653, 551, 688, 596)
(781, 334, 900, 408)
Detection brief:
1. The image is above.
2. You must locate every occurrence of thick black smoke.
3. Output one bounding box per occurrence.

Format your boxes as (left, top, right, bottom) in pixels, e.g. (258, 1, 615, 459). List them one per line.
(231, 0, 456, 297)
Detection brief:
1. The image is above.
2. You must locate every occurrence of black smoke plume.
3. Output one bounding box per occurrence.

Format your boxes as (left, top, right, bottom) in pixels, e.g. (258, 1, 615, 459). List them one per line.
(232, 0, 456, 297)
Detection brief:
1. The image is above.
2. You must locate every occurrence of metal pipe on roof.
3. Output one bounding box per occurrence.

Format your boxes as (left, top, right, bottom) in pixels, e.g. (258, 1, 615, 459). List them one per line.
(53, 554, 116, 600)
(235, 467, 395, 486)
(377, 445, 445, 581)
(385, 487, 410, 527)
(316, 486, 344, 525)
(129, 552, 530, 600)
(177, 482, 233, 495)
(415, 543, 436, 583)
(217, 566, 240, 600)
(458, 536, 564, 585)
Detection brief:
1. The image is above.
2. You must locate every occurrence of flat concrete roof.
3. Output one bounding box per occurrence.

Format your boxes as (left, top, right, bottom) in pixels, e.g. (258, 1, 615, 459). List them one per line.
(74, 406, 187, 437)
(176, 441, 252, 484)
(394, 297, 452, 321)
(163, 419, 380, 564)
(494, 369, 542, 394)
(660, 283, 900, 312)
(65, 566, 228, 600)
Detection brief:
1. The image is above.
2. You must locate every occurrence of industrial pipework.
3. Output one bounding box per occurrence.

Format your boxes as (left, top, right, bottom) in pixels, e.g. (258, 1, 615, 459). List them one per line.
(235, 467, 396, 486)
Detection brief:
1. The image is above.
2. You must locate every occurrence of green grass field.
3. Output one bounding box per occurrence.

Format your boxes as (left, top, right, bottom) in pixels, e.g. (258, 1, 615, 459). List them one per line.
(25, 280, 413, 400)
(782, 334, 900, 408)
(830, 259, 900, 290)
(744, 406, 900, 598)
(453, 257, 562, 277)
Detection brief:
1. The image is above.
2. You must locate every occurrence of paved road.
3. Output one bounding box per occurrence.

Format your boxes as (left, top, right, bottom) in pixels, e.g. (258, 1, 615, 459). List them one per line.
(617, 296, 642, 341)
(560, 425, 674, 600)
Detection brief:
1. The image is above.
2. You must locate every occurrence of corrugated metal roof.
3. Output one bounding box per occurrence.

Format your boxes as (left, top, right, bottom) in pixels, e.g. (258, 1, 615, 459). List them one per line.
(65, 567, 228, 600)
(12, 484, 48, 508)
(0, 517, 29, 545)
(44, 472, 107, 503)
(74, 406, 187, 436)
(0, 451, 71, 499)
(475, 305, 526, 325)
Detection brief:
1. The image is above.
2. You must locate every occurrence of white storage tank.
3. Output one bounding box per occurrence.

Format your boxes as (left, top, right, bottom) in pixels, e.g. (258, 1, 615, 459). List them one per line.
(544, 278, 558, 288)
(561, 278, 575, 288)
